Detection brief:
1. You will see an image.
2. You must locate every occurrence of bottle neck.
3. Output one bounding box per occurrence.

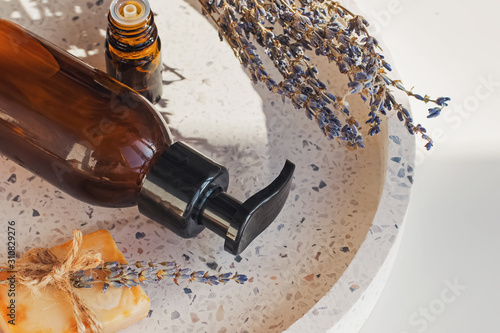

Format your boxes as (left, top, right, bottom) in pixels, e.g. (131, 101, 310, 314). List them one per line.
(107, 12, 158, 52)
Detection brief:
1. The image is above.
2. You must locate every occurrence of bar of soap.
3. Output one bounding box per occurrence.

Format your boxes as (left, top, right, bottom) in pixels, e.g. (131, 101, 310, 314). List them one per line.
(0, 229, 150, 333)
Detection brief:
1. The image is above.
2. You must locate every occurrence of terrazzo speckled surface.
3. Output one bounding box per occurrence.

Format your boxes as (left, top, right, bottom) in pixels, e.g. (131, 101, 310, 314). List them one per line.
(0, 0, 414, 332)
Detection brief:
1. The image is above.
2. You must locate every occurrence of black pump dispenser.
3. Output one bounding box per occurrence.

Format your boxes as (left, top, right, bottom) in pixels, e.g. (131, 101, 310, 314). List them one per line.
(138, 142, 295, 255)
(0, 19, 293, 257)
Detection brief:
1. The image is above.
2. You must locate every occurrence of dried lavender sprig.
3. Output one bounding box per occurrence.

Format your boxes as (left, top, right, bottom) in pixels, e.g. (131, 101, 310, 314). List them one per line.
(198, 0, 449, 149)
(274, 0, 449, 145)
(200, 0, 359, 146)
(69, 261, 248, 293)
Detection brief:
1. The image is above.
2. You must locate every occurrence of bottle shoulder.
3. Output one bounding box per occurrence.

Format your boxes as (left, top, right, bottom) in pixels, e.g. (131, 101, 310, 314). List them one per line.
(63, 74, 171, 207)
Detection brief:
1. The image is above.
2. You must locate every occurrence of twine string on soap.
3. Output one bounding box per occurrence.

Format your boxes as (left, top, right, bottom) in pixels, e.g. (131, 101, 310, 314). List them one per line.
(15, 229, 104, 333)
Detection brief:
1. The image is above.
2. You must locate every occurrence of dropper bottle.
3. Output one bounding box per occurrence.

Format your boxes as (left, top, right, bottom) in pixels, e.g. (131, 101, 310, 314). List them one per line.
(105, 0, 163, 104)
(0, 19, 295, 255)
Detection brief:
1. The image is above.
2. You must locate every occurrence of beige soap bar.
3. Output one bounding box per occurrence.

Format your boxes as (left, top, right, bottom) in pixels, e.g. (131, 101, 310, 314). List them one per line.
(0, 230, 150, 333)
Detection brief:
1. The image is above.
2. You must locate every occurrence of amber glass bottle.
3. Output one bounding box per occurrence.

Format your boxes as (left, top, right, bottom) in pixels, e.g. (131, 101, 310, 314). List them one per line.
(0, 19, 295, 255)
(105, 0, 163, 104)
(0, 18, 170, 207)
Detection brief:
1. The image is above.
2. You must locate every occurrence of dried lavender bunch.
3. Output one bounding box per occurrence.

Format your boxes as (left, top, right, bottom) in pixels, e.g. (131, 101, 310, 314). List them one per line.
(198, 0, 450, 150)
(69, 260, 248, 292)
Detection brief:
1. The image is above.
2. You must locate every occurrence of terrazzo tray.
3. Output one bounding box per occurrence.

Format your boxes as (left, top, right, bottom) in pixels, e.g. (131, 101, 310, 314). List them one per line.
(0, 0, 415, 332)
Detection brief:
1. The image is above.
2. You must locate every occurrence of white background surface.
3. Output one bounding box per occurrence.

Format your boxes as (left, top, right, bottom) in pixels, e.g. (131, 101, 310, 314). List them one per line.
(355, 0, 500, 332)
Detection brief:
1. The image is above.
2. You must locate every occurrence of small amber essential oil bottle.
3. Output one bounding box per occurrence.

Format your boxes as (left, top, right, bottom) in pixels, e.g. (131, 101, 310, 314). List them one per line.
(105, 0, 163, 104)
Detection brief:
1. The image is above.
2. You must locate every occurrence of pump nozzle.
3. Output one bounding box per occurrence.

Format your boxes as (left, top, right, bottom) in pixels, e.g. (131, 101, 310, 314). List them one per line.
(200, 160, 294, 254)
(138, 142, 295, 255)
